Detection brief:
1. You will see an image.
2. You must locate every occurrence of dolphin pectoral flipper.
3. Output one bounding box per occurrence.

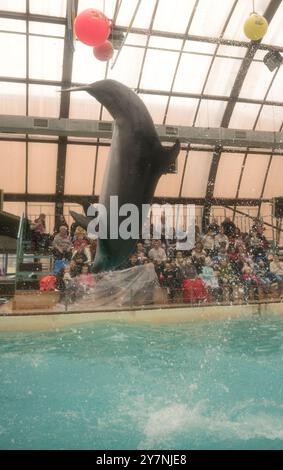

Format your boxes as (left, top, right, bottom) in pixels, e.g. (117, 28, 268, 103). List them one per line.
(70, 211, 92, 230)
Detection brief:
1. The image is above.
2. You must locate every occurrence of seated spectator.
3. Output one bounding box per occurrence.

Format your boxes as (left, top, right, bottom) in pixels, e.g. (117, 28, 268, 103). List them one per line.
(208, 218, 220, 235)
(241, 264, 259, 302)
(270, 254, 283, 293)
(72, 241, 92, 265)
(124, 253, 139, 269)
(212, 242, 228, 267)
(202, 228, 215, 255)
(200, 257, 221, 302)
(254, 259, 276, 294)
(221, 217, 236, 237)
(238, 245, 254, 268)
(191, 242, 206, 274)
(183, 277, 208, 303)
(166, 240, 176, 259)
(148, 240, 167, 263)
(72, 252, 88, 274)
(183, 257, 198, 279)
(72, 226, 88, 249)
(214, 226, 229, 251)
(195, 225, 202, 242)
(31, 213, 49, 251)
(175, 251, 186, 272)
(52, 226, 73, 260)
(227, 245, 241, 276)
(135, 242, 148, 263)
(162, 260, 183, 302)
(233, 228, 245, 250)
(248, 229, 269, 259)
(218, 259, 238, 302)
(62, 265, 79, 303)
(54, 214, 69, 235)
(69, 259, 80, 277)
(77, 265, 95, 294)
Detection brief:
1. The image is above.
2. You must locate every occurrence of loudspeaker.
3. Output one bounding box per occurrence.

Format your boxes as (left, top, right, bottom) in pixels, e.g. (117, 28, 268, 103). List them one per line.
(272, 197, 283, 218)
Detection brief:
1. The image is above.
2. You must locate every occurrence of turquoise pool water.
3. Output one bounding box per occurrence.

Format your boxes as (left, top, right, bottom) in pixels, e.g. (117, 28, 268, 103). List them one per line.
(0, 315, 283, 450)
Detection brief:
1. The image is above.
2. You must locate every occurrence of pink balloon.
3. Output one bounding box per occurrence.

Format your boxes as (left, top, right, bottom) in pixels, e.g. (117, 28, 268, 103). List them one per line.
(74, 9, 111, 47)
(93, 41, 114, 61)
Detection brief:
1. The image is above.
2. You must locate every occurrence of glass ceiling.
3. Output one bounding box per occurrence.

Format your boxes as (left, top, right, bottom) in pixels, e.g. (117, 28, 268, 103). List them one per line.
(0, 0, 283, 229)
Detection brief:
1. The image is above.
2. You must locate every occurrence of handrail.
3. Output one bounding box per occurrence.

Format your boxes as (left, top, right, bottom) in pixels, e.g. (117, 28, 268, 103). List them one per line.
(15, 213, 25, 289)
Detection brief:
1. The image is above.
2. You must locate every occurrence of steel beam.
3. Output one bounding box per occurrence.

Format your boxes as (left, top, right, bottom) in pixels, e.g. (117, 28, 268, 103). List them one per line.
(1, 115, 282, 149)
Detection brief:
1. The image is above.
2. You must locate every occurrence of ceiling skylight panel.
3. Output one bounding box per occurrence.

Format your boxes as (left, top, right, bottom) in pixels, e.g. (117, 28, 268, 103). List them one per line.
(204, 57, 242, 96)
(184, 41, 216, 55)
(263, 155, 283, 198)
(29, 22, 65, 38)
(149, 36, 183, 51)
(72, 41, 107, 83)
(181, 151, 212, 197)
(139, 94, 168, 124)
(127, 33, 147, 47)
(214, 153, 244, 198)
(165, 97, 200, 126)
(173, 52, 211, 94)
(0, 33, 26, 78)
(114, 0, 155, 29)
(29, 36, 64, 81)
(153, 0, 196, 33)
(217, 45, 246, 59)
(140, 50, 179, 91)
(229, 103, 261, 129)
(3, 202, 25, 217)
(189, 0, 236, 37)
(28, 143, 57, 194)
(108, 46, 145, 88)
(0, 141, 25, 192)
(194, 100, 227, 127)
(261, 0, 283, 45)
(0, 82, 26, 115)
(69, 91, 101, 119)
(266, 66, 283, 102)
(65, 145, 96, 195)
(239, 61, 275, 100)
(238, 154, 269, 198)
(255, 105, 283, 132)
(78, 1, 114, 18)
(0, 0, 26, 12)
(28, 85, 61, 118)
(29, 0, 67, 17)
(0, 18, 26, 32)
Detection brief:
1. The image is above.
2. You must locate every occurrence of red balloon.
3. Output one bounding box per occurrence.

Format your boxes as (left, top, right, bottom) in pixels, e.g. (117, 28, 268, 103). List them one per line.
(93, 41, 114, 61)
(74, 9, 111, 47)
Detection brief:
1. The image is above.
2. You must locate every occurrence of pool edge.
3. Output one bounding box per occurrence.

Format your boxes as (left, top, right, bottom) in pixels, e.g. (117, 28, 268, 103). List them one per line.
(1, 302, 283, 332)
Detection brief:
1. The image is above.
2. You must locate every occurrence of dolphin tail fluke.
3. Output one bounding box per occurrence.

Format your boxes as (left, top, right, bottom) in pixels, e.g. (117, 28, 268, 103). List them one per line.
(161, 139, 181, 173)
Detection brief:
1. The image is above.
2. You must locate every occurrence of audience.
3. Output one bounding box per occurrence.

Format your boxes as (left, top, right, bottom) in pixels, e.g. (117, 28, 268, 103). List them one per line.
(29, 211, 282, 305)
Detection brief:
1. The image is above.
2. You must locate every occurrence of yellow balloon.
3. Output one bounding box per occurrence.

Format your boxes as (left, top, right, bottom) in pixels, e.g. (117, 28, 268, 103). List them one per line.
(244, 13, 268, 40)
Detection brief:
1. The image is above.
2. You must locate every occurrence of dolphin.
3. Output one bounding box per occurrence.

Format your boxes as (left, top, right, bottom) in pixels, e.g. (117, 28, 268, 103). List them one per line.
(67, 79, 180, 271)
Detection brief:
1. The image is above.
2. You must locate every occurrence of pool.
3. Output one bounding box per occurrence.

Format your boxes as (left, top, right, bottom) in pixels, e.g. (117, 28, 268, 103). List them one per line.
(0, 314, 283, 450)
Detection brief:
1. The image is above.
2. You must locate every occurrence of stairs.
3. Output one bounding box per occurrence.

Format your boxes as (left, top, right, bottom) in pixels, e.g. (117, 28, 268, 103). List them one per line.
(15, 238, 54, 292)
